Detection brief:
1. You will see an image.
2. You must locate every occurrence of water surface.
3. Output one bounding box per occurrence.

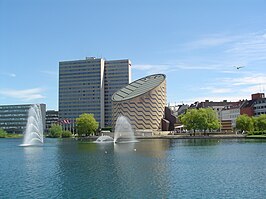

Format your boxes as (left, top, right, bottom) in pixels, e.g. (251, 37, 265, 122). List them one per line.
(0, 138, 265, 198)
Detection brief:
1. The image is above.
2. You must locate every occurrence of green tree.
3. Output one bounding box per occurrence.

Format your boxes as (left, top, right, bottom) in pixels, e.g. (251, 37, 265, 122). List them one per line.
(179, 108, 220, 135)
(236, 114, 254, 133)
(196, 108, 208, 132)
(49, 124, 63, 138)
(253, 114, 266, 131)
(0, 128, 8, 138)
(76, 113, 98, 136)
(62, 130, 72, 138)
(179, 109, 207, 135)
(179, 109, 198, 134)
(205, 108, 220, 132)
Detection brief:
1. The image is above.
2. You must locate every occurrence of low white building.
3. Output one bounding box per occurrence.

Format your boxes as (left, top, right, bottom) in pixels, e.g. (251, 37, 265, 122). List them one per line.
(221, 107, 240, 128)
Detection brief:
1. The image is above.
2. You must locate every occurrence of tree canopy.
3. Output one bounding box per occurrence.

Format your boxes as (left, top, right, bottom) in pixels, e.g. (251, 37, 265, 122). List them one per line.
(0, 128, 8, 138)
(236, 114, 253, 133)
(76, 113, 98, 136)
(205, 108, 220, 131)
(253, 114, 266, 131)
(48, 124, 72, 138)
(179, 108, 220, 135)
(49, 124, 63, 138)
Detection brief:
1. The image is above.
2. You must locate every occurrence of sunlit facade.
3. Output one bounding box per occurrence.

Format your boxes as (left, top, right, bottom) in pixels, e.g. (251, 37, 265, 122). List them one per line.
(59, 57, 131, 128)
(112, 74, 166, 131)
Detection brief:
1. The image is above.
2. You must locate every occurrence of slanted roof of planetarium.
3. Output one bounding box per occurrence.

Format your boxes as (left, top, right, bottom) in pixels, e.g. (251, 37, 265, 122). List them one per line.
(112, 74, 166, 102)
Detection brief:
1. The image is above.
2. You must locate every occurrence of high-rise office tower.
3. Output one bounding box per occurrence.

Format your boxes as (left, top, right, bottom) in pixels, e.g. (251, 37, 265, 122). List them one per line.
(104, 59, 131, 127)
(59, 57, 131, 128)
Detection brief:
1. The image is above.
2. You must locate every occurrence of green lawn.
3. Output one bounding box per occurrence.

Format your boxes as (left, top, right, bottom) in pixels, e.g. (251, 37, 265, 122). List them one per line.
(246, 135, 266, 138)
(0, 134, 23, 138)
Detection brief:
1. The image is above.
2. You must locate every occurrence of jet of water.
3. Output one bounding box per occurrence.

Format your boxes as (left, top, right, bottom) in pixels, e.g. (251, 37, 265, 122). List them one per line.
(21, 104, 44, 146)
(114, 115, 136, 143)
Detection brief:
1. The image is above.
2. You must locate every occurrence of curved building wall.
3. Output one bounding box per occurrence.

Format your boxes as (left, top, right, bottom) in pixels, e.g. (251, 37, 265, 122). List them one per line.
(112, 79, 166, 130)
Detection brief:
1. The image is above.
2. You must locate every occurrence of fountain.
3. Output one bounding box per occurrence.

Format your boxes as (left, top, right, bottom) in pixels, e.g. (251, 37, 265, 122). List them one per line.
(94, 135, 114, 143)
(94, 115, 137, 144)
(20, 104, 44, 146)
(114, 115, 137, 143)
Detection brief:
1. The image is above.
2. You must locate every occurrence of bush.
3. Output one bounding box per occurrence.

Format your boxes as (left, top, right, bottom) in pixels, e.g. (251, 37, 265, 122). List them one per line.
(248, 131, 266, 135)
(62, 130, 72, 138)
(0, 128, 8, 138)
(76, 113, 98, 136)
(48, 124, 62, 138)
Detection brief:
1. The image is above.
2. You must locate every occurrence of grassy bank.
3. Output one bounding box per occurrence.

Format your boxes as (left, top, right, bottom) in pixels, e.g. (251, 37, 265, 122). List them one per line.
(246, 135, 266, 139)
(0, 133, 23, 138)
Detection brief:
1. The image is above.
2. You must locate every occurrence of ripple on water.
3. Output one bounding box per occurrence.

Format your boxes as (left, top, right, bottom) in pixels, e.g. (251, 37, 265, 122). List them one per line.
(0, 138, 266, 198)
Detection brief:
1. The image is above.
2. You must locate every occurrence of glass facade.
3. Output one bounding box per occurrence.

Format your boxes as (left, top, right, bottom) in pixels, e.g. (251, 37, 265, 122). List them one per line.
(59, 58, 103, 124)
(59, 57, 130, 128)
(104, 60, 131, 127)
(0, 104, 46, 134)
(45, 110, 59, 132)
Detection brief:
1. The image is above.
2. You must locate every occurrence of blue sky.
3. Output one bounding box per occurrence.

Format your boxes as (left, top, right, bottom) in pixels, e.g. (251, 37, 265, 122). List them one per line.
(1, 0, 266, 110)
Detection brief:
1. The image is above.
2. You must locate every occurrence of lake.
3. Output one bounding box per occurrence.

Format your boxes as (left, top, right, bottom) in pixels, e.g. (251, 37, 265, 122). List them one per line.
(0, 138, 265, 198)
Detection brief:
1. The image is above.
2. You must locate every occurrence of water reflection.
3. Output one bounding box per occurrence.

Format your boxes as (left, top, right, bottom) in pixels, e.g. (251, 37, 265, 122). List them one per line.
(1, 138, 264, 198)
(54, 139, 174, 198)
(14, 140, 63, 198)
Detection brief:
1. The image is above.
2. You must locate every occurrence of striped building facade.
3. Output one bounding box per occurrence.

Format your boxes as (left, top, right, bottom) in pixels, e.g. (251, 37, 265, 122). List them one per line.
(112, 74, 166, 131)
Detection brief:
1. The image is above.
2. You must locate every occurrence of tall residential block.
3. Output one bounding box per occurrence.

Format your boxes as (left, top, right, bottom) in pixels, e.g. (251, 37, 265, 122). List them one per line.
(59, 57, 131, 128)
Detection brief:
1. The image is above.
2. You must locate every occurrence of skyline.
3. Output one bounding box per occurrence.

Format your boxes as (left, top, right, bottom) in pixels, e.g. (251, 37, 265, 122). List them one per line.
(1, 0, 266, 110)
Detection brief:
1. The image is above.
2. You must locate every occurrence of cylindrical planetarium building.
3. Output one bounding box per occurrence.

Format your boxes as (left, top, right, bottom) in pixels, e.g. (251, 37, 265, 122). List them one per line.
(112, 74, 166, 131)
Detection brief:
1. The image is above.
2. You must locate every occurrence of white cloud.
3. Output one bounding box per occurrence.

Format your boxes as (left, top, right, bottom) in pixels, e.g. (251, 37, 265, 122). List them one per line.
(221, 73, 266, 86)
(240, 84, 266, 93)
(9, 73, 16, 77)
(185, 95, 250, 104)
(226, 32, 266, 62)
(194, 72, 266, 103)
(0, 88, 45, 101)
(200, 86, 232, 94)
(41, 70, 58, 76)
(134, 32, 266, 74)
(132, 64, 171, 75)
(132, 62, 220, 74)
(1, 72, 16, 78)
(181, 31, 266, 69)
(184, 34, 237, 49)
(132, 64, 165, 71)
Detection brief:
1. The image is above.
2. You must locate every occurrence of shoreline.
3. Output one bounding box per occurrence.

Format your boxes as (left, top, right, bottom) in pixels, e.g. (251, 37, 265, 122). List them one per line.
(76, 134, 266, 140)
(135, 134, 247, 139)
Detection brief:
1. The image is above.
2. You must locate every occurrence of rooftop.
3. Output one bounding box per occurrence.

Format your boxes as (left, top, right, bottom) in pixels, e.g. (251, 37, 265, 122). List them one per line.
(112, 74, 165, 102)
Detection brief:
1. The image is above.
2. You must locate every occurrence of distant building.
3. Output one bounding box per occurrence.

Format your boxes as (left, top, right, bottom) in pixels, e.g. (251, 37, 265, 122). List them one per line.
(220, 101, 244, 131)
(187, 93, 266, 132)
(45, 110, 59, 132)
(0, 104, 46, 134)
(240, 93, 266, 117)
(221, 106, 241, 128)
(162, 107, 176, 131)
(169, 104, 189, 117)
(112, 74, 166, 131)
(59, 57, 131, 128)
(190, 100, 242, 132)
